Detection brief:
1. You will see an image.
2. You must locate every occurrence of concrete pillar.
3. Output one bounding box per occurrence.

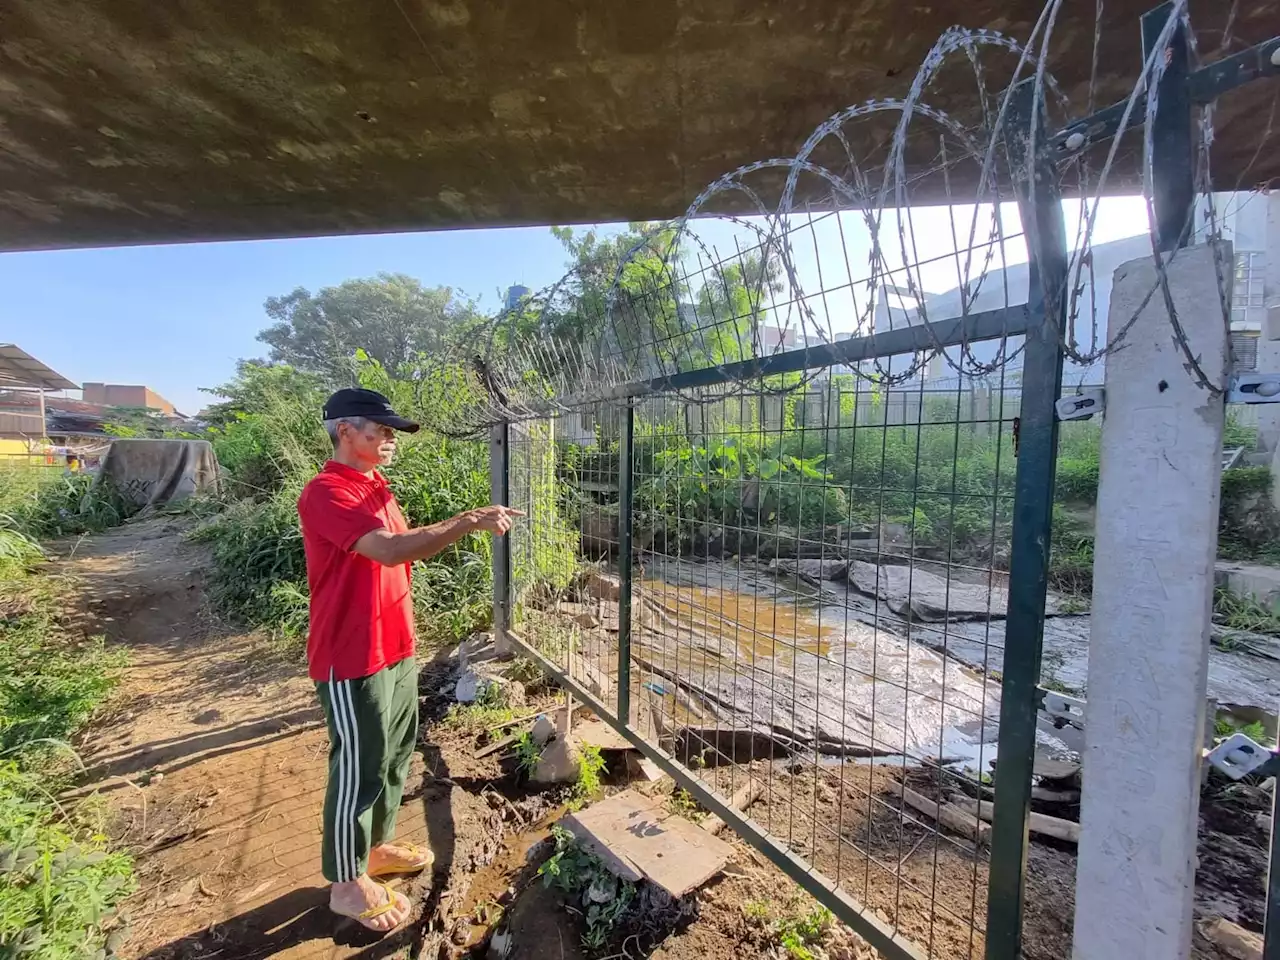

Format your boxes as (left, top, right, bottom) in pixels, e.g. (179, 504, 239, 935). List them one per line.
(1072, 243, 1229, 960)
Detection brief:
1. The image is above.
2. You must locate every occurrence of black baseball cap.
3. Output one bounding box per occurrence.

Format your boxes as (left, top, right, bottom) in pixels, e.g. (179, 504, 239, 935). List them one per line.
(322, 388, 421, 433)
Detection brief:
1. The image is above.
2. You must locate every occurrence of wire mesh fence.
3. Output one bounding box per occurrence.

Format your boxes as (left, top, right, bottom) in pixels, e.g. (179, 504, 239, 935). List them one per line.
(466, 2, 1280, 957)
(503, 347, 1050, 959)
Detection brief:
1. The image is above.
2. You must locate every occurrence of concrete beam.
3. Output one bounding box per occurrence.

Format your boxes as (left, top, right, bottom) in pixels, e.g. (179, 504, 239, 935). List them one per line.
(0, 0, 1273, 250)
(1073, 242, 1229, 960)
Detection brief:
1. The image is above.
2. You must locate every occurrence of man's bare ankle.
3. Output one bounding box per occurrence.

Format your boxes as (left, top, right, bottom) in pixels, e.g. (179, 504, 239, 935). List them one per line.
(330, 874, 378, 904)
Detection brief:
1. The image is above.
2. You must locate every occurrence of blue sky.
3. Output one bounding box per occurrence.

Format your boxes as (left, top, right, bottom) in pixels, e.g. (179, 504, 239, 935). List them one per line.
(2, 225, 583, 415)
(3, 197, 1148, 416)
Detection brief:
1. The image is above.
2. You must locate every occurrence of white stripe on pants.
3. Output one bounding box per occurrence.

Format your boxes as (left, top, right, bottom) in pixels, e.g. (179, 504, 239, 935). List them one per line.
(329, 674, 361, 883)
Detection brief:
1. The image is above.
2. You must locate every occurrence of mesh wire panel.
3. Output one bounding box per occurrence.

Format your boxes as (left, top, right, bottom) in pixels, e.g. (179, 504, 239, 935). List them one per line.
(505, 350, 1049, 958)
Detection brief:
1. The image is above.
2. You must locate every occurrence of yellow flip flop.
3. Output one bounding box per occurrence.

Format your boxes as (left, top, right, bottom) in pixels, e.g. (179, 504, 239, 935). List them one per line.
(368, 842, 435, 879)
(336, 881, 407, 932)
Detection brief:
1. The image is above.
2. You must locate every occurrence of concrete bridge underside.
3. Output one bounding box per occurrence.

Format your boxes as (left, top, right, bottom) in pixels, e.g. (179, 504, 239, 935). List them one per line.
(0, 0, 1275, 251)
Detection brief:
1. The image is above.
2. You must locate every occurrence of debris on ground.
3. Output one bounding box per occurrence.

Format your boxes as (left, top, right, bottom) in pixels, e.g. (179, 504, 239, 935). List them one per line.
(949, 795, 1079, 844)
(897, 783, 990, 844)
(584, 571, 621, 601)
(1198, 917, 1262, 960)
(532, 737, 581, 784)
(700, 780, 763, 837)
(458, 670, 512, 706)
(561, 789, 732, 897)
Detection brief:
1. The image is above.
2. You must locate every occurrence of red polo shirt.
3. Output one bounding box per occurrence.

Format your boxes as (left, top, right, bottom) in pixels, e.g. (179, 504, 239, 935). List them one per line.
(297, 461, 415, 682)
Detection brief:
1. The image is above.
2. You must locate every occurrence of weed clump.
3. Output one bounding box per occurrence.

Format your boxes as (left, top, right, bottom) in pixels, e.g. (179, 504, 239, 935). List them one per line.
(538, 825, 639, 952)
(0, 567, 133, 957)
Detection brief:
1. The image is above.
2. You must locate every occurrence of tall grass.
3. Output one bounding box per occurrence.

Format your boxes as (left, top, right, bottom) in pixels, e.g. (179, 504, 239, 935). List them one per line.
(0, 542, 133, 958)
(0, 462, 135, 541)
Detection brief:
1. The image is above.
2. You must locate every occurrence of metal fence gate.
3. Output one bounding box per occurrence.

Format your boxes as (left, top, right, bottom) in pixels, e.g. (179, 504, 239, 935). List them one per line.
(468, 7, 1280, 959)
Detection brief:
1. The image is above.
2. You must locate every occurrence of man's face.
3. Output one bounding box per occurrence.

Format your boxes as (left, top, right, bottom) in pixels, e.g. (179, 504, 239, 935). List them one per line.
(341, 419, 398, 468)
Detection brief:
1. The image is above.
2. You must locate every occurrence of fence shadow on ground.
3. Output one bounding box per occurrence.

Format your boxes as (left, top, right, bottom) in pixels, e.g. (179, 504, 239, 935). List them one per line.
(131, 651, 462, 960)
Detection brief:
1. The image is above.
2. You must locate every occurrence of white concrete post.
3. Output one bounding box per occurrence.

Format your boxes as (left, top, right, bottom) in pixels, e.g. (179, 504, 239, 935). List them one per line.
(1073, 242, 1229, 960)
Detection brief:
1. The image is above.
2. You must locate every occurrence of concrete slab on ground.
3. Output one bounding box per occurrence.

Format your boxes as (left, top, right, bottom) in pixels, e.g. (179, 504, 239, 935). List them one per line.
(562, 789, 731, 898)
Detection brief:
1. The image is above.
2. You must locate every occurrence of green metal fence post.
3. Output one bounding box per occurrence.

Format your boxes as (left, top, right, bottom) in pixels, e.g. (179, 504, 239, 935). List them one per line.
(490, 422, 512, 651)
(1142, 1, 1195, 252)
(985, 76, 1068, 960)
(617, 403, 634, 726)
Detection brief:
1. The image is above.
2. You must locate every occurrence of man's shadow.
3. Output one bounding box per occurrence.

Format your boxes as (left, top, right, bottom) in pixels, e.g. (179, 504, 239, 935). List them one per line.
(135, 651, 460, 960)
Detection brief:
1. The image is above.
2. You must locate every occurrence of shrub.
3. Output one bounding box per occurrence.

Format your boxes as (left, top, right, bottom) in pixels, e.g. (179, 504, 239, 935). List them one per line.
(190, 492, 309, 643)
(0, 763, 134, 960)
(0, 599, 125, 762)
(0, 572, 132, 959)
(3, 471, 134, 541)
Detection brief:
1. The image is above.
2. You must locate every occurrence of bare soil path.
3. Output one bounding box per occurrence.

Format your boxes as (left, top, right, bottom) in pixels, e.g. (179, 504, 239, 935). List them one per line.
(56, 518, 1268, 960)
(62, 518, 439, 960)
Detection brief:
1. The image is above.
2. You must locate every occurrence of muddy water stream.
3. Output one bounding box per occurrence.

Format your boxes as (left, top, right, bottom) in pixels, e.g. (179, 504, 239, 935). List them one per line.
(604, 554, 1279, 775)
(623, 557, 1018, 769)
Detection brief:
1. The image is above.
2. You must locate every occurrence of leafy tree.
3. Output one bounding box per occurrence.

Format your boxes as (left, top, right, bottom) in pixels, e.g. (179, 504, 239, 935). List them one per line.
(540, 224, 782, 376)
(694, 251, 782, 365)
(199, 361, 326, 429)
(256, 274, 480, 382)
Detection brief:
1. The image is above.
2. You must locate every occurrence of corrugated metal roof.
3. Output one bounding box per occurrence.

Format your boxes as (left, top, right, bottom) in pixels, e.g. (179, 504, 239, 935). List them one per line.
(0, 344, 78, 391)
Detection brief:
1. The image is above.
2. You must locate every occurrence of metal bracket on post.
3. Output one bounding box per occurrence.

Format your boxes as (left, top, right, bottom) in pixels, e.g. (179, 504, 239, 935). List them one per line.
(1228, 374, 1280, 404)
(1203, 730, 1280, 960)
(616, 403, 635, 728)
(985, 76, 1069, 960)
(1204, 733, 1280, 780)
(1055, 388, 1105, 421)
(489, 422, 512, 656)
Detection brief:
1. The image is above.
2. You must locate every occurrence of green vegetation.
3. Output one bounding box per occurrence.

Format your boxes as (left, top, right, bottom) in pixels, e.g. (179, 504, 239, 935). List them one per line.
(0, 467, 135, 541)
(740, 897, 835, 960)
(570, 744, 606, 807)
(1218, 465, 1280, 564)
(1213, 716, 1271, 744)
(1213, 588, 1280, 638)
(776, 906, 835, 960)
(538, 825, 638, 952)
(0, 524, 133, 958)
(742, 899, 772, 923)
(256, 274, 481, 383)
(0, 602, 125, 761)
(667, 787, 704, 821)
(443, 683, 517, 733)
(512, 731, 543, 778)
(510, 420, 581, 596)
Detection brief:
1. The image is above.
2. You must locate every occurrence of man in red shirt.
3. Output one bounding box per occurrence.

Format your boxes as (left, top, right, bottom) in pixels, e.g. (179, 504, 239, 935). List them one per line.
(298, 388, 521, 933)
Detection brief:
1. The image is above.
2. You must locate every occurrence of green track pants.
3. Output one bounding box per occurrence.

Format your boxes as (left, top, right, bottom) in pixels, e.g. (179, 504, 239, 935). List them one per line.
(315, 656, 418, 884)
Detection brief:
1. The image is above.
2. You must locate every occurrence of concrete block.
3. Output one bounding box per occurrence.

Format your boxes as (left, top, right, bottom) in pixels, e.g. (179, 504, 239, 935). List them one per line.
(531, 738, 579, 785)
(1073, 243, 1228, 960)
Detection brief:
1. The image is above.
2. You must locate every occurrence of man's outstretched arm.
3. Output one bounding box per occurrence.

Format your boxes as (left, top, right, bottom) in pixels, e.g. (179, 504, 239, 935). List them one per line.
(352, 505, 524, 567)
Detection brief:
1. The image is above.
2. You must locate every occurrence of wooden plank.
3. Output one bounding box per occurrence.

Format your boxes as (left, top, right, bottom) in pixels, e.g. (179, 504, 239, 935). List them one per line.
(572, 716, 634, 752)
(562, 789, 732, 897)
(898, 785, 991, 844)
(474, 733, 519, 760)
(948, 795, 1080, 844)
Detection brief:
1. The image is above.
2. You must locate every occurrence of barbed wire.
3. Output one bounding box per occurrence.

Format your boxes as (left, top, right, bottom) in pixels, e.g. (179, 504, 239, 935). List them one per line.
(417, 0, 1268, 438)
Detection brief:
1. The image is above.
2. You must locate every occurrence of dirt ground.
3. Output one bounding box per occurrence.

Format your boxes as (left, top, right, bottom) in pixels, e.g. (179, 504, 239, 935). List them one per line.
(56, 518, 1272, 960)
